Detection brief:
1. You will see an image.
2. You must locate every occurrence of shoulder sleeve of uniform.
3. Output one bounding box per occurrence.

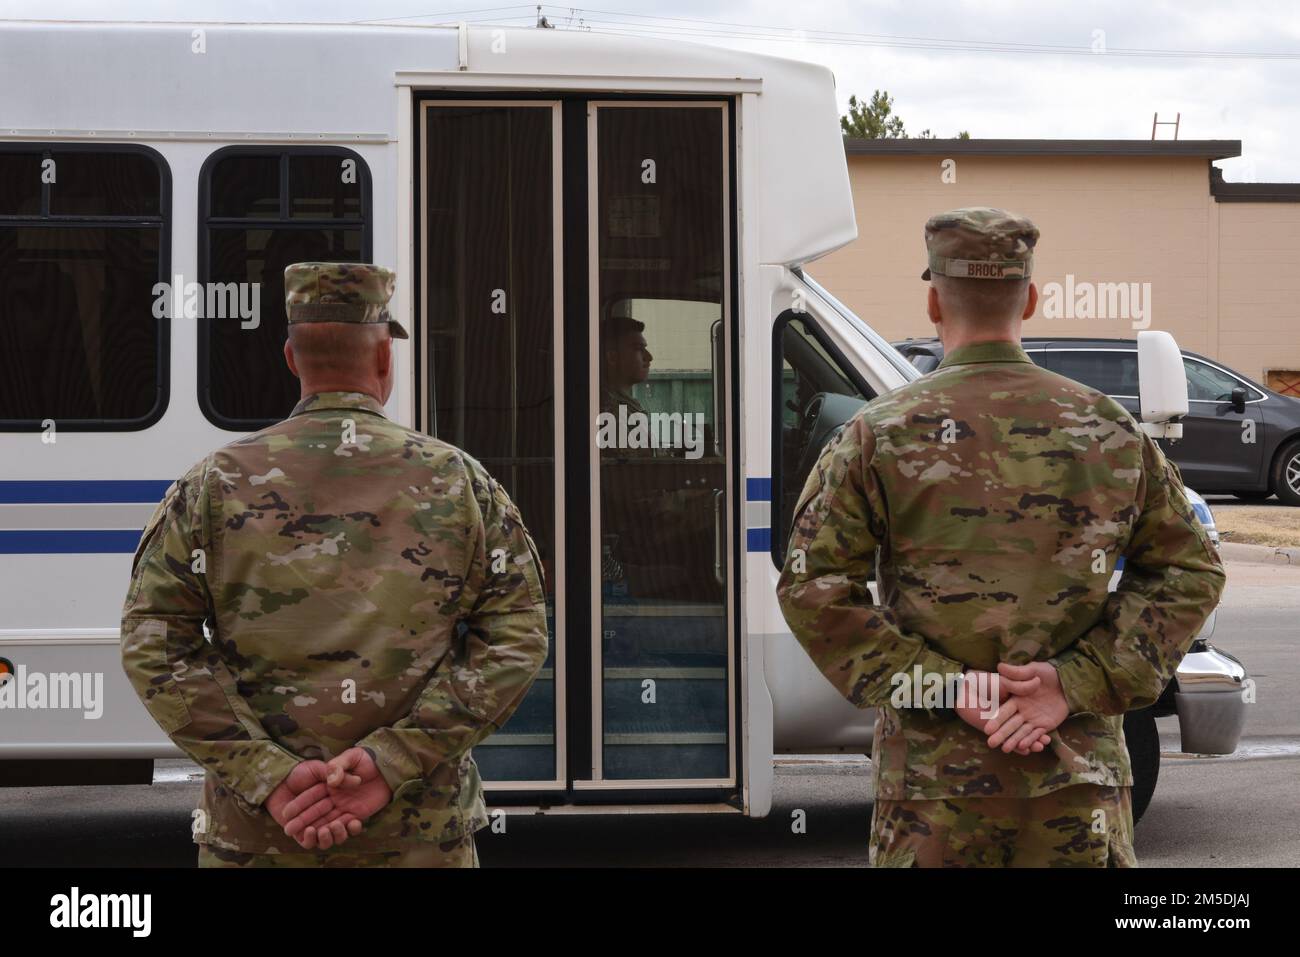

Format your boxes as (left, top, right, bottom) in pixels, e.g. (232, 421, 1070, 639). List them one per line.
(121, 457, 300, 808)
(463, 457, 547, 614)
(355, 455, 549, 794)
(1052, 429, 1226, 715)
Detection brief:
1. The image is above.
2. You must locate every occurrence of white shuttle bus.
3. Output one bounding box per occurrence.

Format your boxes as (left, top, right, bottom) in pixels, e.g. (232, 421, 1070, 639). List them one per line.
(0, 20, 1236, 818)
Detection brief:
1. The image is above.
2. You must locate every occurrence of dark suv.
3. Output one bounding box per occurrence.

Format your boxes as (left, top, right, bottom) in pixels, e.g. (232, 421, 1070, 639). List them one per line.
(892, 337, 1300, 506)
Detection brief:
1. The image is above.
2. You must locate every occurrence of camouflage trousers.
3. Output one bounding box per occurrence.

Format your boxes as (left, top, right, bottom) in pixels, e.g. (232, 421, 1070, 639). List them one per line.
(197, 833, 478, 869)
(869, 784, 1136, 868)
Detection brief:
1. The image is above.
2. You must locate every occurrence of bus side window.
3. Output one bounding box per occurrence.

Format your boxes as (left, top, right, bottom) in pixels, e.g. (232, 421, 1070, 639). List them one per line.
(199, 148, 371, 431)
(771, 310, 872, 567)
(0, 146, 168, 429)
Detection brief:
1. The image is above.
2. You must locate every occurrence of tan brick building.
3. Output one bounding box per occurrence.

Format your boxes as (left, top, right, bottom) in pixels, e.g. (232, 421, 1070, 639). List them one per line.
(811, 139, 1300, 395)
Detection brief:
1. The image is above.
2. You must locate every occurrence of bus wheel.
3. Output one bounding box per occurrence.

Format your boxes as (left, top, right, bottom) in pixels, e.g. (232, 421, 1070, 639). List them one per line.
(1124, 706, 1160, 825)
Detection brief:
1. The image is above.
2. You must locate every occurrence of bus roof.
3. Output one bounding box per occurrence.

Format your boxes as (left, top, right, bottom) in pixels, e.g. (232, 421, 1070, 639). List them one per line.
(0, 20, 857, 266)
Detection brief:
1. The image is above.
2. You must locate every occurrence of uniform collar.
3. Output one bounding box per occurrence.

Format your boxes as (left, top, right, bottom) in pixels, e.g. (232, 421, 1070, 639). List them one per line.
(603, 385, 638, 403)
(290, 390, 389, 420)
(938, 340, 1032, 369)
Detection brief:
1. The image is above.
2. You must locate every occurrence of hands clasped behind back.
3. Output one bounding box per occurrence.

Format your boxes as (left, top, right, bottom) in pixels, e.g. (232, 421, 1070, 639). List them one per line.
(952, 665, 1069, 756)
(266, 748, 394, 851)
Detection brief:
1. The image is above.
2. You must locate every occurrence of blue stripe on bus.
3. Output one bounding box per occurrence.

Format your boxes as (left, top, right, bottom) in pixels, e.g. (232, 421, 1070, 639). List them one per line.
(9, 525, 784, 556)
(0, 529, 143, 554)
(746, 478, 771, 502)
(0, 480, 171, 504)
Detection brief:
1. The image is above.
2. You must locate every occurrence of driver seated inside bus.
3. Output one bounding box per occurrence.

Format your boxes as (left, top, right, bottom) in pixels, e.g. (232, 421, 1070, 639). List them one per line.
(599, 315, 656, 441)
(597, 314, 711, 605)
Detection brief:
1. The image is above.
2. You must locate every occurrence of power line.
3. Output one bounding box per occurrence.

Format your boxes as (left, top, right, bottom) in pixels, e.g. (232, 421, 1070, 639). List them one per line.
(566, 6, 1098, 51)
(544, 6, 1300, 61)
(577, 24, 1300, 60)
(352, 5, 534, 24)
(347, 3, 1300, 60)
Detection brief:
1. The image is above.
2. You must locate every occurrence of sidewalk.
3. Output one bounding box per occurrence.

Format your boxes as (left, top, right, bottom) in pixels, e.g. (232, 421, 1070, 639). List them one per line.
(1220, 541, 1300, 566)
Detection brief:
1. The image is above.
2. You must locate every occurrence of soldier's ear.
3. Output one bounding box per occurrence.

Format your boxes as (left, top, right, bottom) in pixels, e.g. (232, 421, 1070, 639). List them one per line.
(926, 285, 942, 327)
(1022, 282, 1038, 322)
(283, 338, 301, 378)
(376, 334, 393, 378)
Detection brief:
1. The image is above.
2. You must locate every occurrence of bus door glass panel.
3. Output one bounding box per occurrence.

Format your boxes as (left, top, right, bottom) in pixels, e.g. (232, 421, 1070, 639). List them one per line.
(593, 104, 732, 782)
(422, 104, 559, 784)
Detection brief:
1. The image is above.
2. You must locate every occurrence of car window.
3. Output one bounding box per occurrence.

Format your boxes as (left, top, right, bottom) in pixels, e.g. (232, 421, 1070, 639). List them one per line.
(1184, 358, 1259, 402)
(1048, 350, 1139, 397)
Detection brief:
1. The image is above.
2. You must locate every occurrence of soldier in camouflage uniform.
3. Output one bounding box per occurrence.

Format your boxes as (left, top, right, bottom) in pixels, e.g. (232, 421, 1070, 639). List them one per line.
(120, 262, 548, 868)
(777, 209, 1226, 867)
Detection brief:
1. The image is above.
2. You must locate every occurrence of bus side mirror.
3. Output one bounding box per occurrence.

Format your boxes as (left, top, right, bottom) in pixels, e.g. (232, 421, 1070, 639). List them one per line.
(1230, 387, 1247, 414)
(1137, 330, 1188, 441)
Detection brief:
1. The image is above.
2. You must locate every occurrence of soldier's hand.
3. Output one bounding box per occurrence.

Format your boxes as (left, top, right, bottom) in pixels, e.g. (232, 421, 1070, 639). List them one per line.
(298, 813, 365, 851)
(268, 760, 365, 850)
(266, 760, 328, 827)
(321, 747, 394, 820)
(994, 661, 1069, 746)
(978, 696, 1054, 755)
(280, 749, 392, 848)
(954, 671, 1050, 755)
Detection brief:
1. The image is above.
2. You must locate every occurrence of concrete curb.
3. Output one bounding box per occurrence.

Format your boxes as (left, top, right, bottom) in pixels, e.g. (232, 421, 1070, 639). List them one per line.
(1220, 541, 1300, 565)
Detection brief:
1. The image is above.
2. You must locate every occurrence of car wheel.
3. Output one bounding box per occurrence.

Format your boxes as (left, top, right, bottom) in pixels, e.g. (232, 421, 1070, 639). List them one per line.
(1124, 706, 1160, 825)
(1271, 439, 1300, 507)
(1232, 490, 1272, 502)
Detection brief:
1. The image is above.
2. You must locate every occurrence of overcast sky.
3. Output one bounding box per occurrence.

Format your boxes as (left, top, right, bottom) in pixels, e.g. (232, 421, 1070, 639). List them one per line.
(4, 0, 1297, 180)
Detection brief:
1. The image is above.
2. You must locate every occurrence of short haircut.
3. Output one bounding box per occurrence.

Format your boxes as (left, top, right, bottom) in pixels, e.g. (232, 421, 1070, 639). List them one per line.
(601, 315, 646, 350)
(287, 321, 389, 377)
(931, 274, 1030, 325)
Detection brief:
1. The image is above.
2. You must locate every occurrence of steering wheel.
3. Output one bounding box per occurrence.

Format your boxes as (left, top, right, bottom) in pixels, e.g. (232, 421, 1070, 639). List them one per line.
(791, 392, 842, 491)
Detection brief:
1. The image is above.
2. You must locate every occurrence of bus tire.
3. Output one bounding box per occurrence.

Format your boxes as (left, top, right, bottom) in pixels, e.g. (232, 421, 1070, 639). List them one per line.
(1124, 706, 1160, 825)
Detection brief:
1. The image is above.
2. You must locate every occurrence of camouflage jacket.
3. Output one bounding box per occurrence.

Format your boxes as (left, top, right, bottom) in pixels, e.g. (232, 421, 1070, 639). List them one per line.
(121, 391, 548, 853)
(777, 341, 1226, 800)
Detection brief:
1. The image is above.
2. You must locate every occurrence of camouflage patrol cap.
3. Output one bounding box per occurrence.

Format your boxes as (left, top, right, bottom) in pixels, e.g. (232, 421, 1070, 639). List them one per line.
(921, 207, 1039, 281)
(284, 262, 408, 339)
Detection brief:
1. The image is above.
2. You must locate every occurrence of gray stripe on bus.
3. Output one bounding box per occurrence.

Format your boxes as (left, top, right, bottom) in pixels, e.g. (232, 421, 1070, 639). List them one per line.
(0, 502, 158, 531)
